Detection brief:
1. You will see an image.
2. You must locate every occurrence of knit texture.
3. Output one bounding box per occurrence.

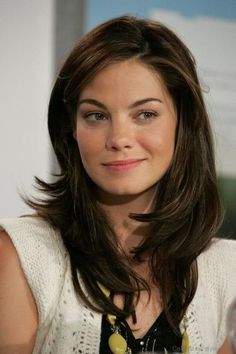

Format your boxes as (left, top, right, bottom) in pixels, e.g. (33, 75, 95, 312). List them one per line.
(1, 216, 236, 354)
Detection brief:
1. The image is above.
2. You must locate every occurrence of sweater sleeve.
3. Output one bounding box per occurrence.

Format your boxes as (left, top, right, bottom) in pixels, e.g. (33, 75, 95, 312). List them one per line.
(217, 238, 236, 347)
(204, 238, 236, 348)
(0, 216, 68, 327)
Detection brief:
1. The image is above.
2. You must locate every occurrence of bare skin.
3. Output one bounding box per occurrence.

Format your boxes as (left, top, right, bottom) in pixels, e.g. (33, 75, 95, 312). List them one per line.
(99, 190, 163, 339)
(0, 230, 38, 354)
(113, 261, 162, 339)
(217, 339, 234, 354)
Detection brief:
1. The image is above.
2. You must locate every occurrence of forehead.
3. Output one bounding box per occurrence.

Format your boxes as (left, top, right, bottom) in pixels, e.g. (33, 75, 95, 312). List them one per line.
(79, 59, 171, 104)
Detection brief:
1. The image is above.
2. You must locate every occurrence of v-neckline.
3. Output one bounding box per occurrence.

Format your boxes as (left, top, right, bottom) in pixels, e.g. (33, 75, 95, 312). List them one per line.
(120, 310, 167, 341)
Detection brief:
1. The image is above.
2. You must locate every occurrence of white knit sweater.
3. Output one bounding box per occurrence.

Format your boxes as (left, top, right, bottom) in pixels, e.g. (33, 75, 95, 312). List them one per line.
(1, 216, 236, 354)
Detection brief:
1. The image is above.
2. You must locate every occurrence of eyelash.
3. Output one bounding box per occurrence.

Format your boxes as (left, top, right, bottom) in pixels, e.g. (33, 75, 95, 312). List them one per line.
(84, 112, 107, 121)
(83, 110, 158, 122)
(138, 111, 158, 120)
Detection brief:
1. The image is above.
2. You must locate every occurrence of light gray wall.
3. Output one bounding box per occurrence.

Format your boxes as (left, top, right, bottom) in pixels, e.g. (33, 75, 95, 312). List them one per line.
(0, 0, 55, 217)
(0, 0, 85, 217)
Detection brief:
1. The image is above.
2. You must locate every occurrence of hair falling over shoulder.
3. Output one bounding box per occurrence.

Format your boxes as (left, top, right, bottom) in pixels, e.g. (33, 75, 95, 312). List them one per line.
(25, 16, 223, 330)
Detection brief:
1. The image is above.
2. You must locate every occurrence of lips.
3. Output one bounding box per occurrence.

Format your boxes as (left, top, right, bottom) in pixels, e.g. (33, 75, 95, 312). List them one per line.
(102, 159, 145, 171)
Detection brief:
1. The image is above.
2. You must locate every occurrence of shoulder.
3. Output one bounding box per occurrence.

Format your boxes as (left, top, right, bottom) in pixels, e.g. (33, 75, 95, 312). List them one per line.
(0, 216, 68, 284)
(198, 237, 236, 271)
(0, 228, 26, 271)
(0, 226, 37, 287)
(0, 228, 16, 260)
(0, 216, 69, 325)
(0, 215, 67, 262)
(0, 215, 59, 243)
(194, 239, 236, 348)
(197, 237, 236, 287)
(0, 229, 25, 277)
(0, 229, 38, 351)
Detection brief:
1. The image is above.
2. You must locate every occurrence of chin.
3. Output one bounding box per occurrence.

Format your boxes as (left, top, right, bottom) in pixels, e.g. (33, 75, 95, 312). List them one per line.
(97, 182, 156, 200)
(103, 188, 141, 196)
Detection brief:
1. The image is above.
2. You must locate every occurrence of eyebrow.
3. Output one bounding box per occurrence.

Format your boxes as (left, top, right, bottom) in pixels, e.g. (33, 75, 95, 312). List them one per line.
(77, 97, 163, 110)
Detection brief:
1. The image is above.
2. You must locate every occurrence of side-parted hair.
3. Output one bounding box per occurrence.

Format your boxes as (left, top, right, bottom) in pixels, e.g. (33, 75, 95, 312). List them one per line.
(27, 16, 222, 329)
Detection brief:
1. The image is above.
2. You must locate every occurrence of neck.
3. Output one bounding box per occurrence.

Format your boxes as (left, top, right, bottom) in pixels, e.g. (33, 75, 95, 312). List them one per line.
(97, 186, 157, 254)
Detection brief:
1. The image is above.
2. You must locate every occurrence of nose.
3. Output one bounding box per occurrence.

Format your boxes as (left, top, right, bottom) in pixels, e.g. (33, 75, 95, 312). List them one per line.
(105, 120, 133, 151)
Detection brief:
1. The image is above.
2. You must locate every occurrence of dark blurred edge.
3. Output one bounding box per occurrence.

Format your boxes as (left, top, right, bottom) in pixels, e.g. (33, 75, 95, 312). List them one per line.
(54, 0, 86, 73)
(219, 176, 236, 239)
(50, 0, 86, 174)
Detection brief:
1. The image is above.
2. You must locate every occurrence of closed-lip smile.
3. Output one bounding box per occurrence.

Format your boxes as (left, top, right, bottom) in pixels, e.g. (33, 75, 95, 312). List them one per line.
(103, 159, 145, 165)
(102, 159, 145, 171)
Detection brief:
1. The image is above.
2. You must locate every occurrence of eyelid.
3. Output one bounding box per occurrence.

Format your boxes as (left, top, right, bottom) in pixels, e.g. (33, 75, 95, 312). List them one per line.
(137, 110, 159, 118)
(137, 109, 158, 114)
(83, 111, 109, 121)
(84, 111, 105, 116)
(78, 104, 107, 113)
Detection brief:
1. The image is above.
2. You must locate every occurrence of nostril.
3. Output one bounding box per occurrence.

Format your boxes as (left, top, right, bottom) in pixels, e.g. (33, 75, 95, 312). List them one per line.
(105, 137, 132, 151)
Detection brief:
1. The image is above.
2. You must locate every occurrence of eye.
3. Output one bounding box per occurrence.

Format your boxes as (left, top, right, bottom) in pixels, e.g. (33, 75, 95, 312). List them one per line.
(138, 111, 158, 120)
(84, 112, 107, 121)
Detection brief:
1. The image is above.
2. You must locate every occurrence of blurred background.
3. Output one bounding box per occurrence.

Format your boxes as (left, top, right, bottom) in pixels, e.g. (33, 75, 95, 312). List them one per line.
(0, 0, 235, 238)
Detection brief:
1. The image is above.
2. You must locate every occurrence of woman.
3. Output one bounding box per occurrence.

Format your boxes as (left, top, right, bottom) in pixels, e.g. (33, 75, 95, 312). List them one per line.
(0, 16, 235, 354)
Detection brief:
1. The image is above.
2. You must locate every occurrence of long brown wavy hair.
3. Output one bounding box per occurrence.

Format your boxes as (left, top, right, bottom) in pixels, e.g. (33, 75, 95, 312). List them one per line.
(26, 16, 223, 330)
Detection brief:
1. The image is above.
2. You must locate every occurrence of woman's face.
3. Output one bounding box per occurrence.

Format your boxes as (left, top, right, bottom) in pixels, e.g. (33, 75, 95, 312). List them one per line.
(74, 59, 176, 202)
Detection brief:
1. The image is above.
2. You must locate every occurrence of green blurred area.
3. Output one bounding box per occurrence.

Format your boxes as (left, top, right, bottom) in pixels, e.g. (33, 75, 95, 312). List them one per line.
(218, 176, 236, 239)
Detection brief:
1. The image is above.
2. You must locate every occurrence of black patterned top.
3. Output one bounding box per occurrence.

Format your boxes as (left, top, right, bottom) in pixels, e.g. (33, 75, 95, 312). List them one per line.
(99, 311, 182, 353)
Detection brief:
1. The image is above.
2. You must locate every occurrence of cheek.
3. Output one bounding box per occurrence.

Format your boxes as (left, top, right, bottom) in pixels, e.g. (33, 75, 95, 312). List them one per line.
(76, 137, 90, 162)
(141, 125, 176, 157)
(75, 129, 103, 162)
